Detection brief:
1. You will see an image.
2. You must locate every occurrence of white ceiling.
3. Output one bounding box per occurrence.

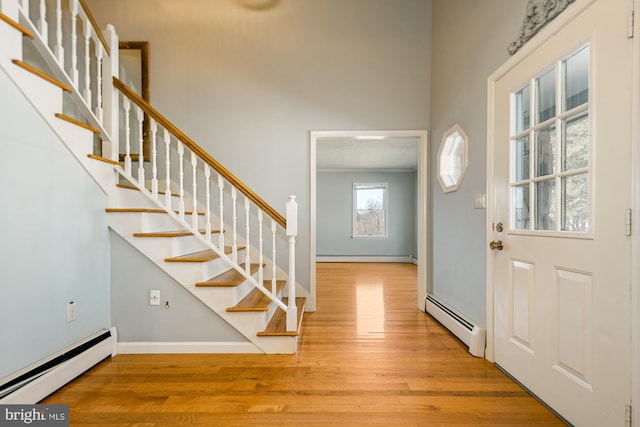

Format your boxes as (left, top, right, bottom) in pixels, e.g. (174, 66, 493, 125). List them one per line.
(316, 137, 420, 171)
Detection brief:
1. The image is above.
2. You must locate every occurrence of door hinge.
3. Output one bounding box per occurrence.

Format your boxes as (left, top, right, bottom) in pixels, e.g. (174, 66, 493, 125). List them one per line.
(626, 209, 633, 236)
(626, 404, 632, 426)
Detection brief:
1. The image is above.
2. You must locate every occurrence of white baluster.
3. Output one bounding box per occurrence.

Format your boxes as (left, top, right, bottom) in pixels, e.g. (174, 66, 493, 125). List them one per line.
(136, 106, 144, 184)
(286, 195, 298, 332)
(82, 17, 92, 105)
(245, 197, 251, 273)
(100, 24, 118, 162)
(204, 166, 212, 242)
(231, 187, 238, 264)
(54, 0, 63, 63)
(38, 0, 47, 44)
(69, 0, 78, 87)
(150, 119, 158, 198)
(258, 210, 264, 285)
(123, 98, 131, 175)
(271, 219, 277, 296)
(191, 152, 198, 230)
(163, 129, 172, 210)
(20, 0, 29, 16)
(95, 44, 104, 122)
(177, 141, 185, 221)
(218, 175, 225, 249)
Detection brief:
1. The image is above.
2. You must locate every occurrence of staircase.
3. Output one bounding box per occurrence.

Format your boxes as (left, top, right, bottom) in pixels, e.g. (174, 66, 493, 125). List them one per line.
(0, 0, 304, 354)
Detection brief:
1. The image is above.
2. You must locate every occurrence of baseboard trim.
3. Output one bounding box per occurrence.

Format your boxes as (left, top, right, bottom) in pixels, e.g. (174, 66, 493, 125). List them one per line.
(117, 341, 262, 354)
(316, 256, 412, 263)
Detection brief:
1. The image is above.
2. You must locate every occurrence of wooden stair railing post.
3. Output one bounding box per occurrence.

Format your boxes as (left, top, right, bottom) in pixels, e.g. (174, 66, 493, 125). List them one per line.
(101, 24, 119, 162)
(286, 195, 298, 331)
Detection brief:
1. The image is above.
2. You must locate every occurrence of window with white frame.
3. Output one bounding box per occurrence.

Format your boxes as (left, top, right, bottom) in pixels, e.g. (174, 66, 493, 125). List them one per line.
(510, 43, 590, 234)
(353, 183, 388, 238)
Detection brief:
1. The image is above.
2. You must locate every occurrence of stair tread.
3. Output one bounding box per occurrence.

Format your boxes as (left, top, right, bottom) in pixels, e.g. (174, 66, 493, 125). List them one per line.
(226, 280, 286, 312)
(12, 59, 71, 92)
(0, 12, 33, 38)
(105, 207, 205, 215)
(133, 230, 220, 238)
(196, 263, 262, 287)
(88, 154, 123, 166)
(257, 297, 306, 337)
(55, 113, 101, 134)
(164, 246, 242, 263)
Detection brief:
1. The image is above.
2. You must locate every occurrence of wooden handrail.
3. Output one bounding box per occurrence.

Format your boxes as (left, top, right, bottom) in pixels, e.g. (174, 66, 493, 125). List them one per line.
(113, 77, 287, 229)
(78, 0, 110, 57)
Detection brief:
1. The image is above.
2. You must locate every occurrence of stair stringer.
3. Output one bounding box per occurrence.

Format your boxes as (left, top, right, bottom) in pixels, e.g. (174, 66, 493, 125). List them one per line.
(0, 19, 117, 197)
(107, 176, 300, 354)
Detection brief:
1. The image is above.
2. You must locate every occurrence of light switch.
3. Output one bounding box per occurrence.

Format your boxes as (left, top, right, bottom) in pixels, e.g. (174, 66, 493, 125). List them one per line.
(474, 194, 486, 209)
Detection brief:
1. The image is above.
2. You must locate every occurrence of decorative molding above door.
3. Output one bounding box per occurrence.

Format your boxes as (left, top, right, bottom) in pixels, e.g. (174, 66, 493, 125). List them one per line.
(508, 0, 576, 55)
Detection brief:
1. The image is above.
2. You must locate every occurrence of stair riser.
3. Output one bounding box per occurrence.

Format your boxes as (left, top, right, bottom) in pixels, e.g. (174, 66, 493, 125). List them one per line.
(0, 24, 22, 63)
(233, 276, 255, 302)
(3, 58, 63, 119)
(200, 251, 245, 282)
(114, 187, 162, 210)
(129, 234, 208, 258)
(226, 310, 269, 330)
(141, 212, 198, 233)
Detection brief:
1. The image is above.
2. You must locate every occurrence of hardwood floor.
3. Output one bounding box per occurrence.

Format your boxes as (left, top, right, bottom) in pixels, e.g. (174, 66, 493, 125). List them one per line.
(43, 263, 564, 426)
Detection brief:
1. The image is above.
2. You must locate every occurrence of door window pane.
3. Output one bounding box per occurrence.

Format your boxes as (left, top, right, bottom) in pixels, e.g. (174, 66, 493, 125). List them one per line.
(514, 136, 530, 181)
(513, 184, 530, 230)
(510, 43, 589, 235)
(561, 174, 588, 231)
(564, 46, 589, 111)
(535, 179, 556, 231)
(536, 124, 556, 177)
(515, 85, 531, 133)
(562, 112, 589, 171)
(537, 68, 556, 123)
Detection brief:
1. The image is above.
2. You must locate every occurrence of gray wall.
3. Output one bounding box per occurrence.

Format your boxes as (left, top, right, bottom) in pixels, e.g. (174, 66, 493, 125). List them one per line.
(86, 0, 432, 298)
(430, 0, 527, 325)
(110, 232, 247, 342)
(317, 171, 417, 257)
(0, 69, 111, 379)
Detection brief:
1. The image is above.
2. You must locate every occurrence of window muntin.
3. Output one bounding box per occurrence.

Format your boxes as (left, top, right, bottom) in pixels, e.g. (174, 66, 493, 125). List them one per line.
(353, 183, 388, 238)
(510, 44, 590, 235)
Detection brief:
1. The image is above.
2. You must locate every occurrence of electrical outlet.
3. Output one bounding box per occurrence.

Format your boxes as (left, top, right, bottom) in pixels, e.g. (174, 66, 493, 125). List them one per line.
(66, 301, 77, 322)
(150, 290, 160, 306)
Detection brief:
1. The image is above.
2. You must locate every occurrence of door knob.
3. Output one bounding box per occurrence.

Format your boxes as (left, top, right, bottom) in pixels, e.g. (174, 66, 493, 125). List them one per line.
(489, 240, 504, 251)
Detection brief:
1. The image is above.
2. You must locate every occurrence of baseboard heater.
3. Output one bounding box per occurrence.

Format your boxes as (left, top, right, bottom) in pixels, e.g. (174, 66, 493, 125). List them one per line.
(0, 328, 116, 403)
(425, 294, 486, 357)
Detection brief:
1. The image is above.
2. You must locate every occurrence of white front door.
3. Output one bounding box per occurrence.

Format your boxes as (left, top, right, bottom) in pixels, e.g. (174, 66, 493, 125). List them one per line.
(490, 0, 633, 425)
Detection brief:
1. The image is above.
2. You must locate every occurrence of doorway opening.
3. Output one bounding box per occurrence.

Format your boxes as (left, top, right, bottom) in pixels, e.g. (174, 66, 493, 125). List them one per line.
(309, 130, 429, 312)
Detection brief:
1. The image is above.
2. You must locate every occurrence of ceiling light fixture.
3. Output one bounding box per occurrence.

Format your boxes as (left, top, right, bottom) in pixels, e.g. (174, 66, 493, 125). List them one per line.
(355, 135, 385, 140)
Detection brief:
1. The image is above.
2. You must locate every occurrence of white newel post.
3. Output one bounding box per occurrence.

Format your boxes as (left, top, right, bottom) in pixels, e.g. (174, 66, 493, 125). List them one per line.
(286, 195, 298, 332)
(101, 24, 118, 161)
